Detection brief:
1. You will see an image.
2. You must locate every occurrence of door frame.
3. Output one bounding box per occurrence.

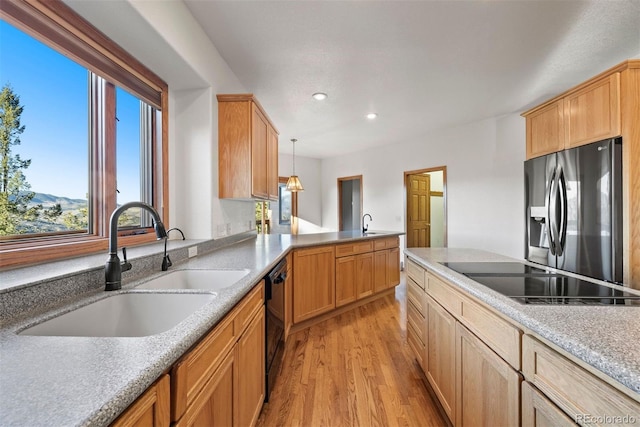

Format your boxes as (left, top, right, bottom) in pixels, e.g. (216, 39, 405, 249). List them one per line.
(337, 175, 363, 231)
(403, 166, 448, 249)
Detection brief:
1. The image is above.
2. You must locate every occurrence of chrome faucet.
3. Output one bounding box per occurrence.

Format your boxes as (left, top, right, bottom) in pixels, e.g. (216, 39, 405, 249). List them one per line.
(105, 201, 167, 291)
(162, 227, 185, 271)
(363, 213, 372, 234)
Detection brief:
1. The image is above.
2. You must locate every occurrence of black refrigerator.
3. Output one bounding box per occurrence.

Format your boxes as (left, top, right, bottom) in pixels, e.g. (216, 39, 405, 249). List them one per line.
(524, 137, 623, 283)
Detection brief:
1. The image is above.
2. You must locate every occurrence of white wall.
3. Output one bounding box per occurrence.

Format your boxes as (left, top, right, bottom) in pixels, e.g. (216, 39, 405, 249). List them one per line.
(321, 113, 526, 259)
(278, 153, 325, 233)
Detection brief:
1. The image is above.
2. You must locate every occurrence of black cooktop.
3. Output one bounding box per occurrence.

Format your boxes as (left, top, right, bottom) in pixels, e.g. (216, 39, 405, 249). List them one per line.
(441, 262, 640, 306)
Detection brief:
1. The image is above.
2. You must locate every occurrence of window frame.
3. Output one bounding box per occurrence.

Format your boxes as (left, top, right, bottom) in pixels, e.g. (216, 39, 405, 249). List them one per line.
(0, 0, 169, 269)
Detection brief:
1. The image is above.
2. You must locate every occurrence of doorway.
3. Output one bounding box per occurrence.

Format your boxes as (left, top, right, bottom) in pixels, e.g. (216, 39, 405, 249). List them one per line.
(338, 175, 363, 231)
(404, 166, 447, 248)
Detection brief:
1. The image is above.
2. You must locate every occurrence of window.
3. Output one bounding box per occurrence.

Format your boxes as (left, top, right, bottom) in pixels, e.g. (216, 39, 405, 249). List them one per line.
(0, 0, 168, 268)
(278, 183, 292, 225)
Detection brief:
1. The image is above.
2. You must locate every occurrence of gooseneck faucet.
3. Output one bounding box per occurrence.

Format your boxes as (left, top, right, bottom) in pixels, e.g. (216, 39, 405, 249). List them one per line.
(162, 227, 185, 271)
(105, 201, 168, 291)
(363, 213, 372, 234)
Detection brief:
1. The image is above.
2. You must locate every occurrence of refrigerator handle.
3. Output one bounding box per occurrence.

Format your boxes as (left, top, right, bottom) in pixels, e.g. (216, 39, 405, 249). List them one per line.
(556, 165, 567, 256)
(546, 168, 557, 255)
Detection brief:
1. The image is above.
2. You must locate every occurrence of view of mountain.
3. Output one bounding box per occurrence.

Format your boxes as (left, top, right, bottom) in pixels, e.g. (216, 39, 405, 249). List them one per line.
(31, 193, 87, 210)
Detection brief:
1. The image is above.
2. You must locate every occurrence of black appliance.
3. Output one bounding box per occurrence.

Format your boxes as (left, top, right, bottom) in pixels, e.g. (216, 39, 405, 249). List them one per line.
(524, 137, 622, 284)
(265, 257, 287, 401)
(442, 262, 640, 305)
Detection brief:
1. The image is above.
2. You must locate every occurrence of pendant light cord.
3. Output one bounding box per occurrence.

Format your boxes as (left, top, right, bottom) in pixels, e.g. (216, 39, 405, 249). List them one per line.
(291, 138, 297, 175)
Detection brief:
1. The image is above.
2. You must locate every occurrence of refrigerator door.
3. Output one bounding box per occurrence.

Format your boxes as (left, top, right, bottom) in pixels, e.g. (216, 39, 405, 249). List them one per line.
(556, 138, 622, 282)
(524, 153, 557, 268)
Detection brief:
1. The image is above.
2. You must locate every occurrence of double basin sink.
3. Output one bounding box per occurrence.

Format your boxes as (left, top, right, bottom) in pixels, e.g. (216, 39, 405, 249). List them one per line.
(19, 269, 250, 338)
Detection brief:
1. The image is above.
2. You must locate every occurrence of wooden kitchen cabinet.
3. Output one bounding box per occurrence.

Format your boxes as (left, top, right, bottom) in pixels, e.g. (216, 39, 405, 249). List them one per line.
(293, 245, 336, 323)
(374, 248, 400, 292)
(336, 252, 374, 307)
(425, 295, 456, 421)
(175, 351, 235, 427)
(235, 306, 265, 427)
(522, 334, 640, 423)
(525, 99, 565, 159)
(564, 73, 620, 149)
(171, 282, 265, 426)
(521, 381, 576, 427)
(456, 323, 521, 427)
(111, 374, 170, 427)
(218, 94, 279, 200)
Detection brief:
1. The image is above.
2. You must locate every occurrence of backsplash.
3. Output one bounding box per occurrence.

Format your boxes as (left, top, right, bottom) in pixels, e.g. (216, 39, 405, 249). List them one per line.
(0, 231, 257, 326)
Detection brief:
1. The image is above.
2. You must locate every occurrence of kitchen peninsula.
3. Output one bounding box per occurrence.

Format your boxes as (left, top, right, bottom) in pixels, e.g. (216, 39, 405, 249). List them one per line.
(0, 231, 400, 426)
(405, 247, 640, 425)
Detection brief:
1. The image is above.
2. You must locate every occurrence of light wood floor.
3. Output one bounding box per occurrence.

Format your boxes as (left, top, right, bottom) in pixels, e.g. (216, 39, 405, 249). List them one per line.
(257, 274, 447, 427)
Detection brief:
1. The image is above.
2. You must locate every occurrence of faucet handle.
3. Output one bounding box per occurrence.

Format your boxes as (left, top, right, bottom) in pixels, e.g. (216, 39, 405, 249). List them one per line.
(121, 247, 132, 272)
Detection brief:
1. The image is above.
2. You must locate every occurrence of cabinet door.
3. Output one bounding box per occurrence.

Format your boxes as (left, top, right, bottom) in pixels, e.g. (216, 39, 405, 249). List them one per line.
(456, 323, 521, 427)
(565, 73, 620, 149)
(251, 103, 268, 199)
(267, 125, 279, 201)
(235, 308, 265, 427)
(425, 296, 456, 422)
(356, 252, 374, 299)
(526, 99, 565, 159)
(522, 381, 576, 427)
(293, 246, 336, 323)
(112, 375, 170, 427)
(176, 351, 234, 427)
(387, 247, 400, 288)
(373, 250, 388, 293)
(336, 255, 357, 307)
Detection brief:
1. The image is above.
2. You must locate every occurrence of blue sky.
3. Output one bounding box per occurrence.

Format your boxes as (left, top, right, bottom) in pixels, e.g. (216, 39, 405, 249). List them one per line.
(0, 20, 140, 203)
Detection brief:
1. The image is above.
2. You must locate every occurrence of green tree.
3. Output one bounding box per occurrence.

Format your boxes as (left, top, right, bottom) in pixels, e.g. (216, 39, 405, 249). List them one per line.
(0, 84, 61, 235)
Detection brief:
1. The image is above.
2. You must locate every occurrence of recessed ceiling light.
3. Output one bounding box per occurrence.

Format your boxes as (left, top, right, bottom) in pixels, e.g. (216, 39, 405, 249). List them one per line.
(312, 92, 328, 101)
(366, 113, 378, 120)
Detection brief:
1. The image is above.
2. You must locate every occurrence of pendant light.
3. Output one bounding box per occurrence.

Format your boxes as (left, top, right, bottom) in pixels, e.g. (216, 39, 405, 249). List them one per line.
(286, 138, 304, 192)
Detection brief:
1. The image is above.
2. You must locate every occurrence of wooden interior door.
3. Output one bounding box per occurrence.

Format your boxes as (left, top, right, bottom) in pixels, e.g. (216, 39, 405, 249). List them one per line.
(407, 174, 431, 247)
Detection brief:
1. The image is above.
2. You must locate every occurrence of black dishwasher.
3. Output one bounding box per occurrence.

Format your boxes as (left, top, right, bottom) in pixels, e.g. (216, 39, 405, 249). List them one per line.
(265, 257, 287, 401)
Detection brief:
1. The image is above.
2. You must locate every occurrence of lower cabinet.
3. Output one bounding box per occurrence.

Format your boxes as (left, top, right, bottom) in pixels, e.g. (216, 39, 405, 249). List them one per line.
(112, 374, 170, 427)
(373, 247, 400, 292)
(336, 252, 374, 306)
(293, 246, 336, 323)
(176, 351, 235, 427)
(235, 307, 266, 427)
(456, 323, 521, 426)
(521, 381, 576, 427)
(425, 295, 456, 421)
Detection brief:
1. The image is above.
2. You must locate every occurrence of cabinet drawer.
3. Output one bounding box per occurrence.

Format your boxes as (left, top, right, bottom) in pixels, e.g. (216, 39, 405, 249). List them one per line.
(373, 236, 399, 251)
(407, 300, 425, 344)
(522, 335, 640, 422)
(233, 281, 264, 336)
(459, 294, 521, 370)
(406, 258, 426, 289)
(336, 240, 373, 257)
(171, 315, 235, 422)
(522, 381, 576, 427)
(426, 273, 462, 316)
(407, 277, 425, 314)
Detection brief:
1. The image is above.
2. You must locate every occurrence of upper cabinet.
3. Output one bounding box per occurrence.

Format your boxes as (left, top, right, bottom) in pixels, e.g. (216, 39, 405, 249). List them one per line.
(564, 73, 621, 149)
(218, 94, 279, 200)
(523, 73, 621, 159)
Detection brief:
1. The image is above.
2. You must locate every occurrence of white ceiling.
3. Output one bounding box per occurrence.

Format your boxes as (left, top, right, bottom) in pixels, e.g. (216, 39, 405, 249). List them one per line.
(183, 0, 640, 159)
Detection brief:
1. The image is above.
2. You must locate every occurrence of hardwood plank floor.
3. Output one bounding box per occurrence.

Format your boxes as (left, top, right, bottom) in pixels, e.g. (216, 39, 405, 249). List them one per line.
(257, 274, 447, 427)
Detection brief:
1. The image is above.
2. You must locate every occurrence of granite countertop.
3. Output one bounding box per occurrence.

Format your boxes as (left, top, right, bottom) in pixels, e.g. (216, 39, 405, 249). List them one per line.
(404, 247, 640, 398)
(0, 230, 402, 427)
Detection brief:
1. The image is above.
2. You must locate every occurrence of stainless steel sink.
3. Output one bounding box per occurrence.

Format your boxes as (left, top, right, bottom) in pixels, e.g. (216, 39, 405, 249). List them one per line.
(19, 293, 215, 337)
(136, 269, 250, 291)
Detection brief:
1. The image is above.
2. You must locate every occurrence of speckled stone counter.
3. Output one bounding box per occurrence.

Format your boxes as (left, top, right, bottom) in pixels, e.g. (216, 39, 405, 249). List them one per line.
(0, 231, 401, 426)
(404, 247, 640, 398)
